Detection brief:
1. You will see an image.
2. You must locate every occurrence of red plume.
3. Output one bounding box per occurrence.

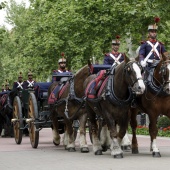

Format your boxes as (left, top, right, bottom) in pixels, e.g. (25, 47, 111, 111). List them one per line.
(154, 17, 160, 23)
(61, 52, 65, 56)
(116, 35, 120, 39)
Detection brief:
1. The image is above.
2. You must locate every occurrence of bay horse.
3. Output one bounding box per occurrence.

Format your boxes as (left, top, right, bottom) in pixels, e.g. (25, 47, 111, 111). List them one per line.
(48, 64, 92, 152)
(0, 90, 18, 137)
(130, 54, 170, 157)
(84, 55, 145, 158)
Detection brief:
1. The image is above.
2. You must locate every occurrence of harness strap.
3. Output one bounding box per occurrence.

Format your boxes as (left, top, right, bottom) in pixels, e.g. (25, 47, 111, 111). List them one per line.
(17, 82, 23, 89)
(109, 53, 121, 64)
(27, 80, 34, 87)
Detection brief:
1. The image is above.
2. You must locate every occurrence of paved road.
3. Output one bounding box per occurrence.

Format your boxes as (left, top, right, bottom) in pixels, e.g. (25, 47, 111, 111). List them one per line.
(0, 128, 170, 170)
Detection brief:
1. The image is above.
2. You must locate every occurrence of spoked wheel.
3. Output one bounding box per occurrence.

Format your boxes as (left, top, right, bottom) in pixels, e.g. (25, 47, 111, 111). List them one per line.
(28, 93, 39, 149)
(12, 96, 23, 144)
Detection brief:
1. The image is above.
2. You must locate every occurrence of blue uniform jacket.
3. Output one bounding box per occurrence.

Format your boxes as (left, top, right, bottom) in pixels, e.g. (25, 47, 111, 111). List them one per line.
(139, 40, 166, 62)
(103, 52, 124, 65)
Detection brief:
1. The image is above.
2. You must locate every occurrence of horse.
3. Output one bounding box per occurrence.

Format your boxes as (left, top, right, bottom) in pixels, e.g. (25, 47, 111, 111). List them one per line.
(0, 90, 18, 137)
(130, 54, 170, 157)
(48, 64, 92, 152)
(83, 55, 145, 158)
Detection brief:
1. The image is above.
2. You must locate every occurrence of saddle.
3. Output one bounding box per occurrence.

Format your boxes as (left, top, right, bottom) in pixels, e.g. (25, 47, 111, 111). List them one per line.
(48, 81, 69, 104)
(85, 70, 107, 99)
(0, 94, 8, 107)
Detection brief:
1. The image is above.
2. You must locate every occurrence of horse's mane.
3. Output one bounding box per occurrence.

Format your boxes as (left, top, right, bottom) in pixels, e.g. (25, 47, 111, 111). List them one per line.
(74, 65, 88, 76)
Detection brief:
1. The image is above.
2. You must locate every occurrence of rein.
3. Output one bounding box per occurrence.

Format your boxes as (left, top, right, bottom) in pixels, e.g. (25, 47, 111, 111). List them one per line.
(105, 61, 137, 106)
(145, 60, 170, 99)
(54, 67, 89, 120)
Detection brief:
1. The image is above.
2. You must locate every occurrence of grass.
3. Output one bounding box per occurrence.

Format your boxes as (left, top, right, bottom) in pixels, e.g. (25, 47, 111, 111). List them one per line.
(128, 125, 170, 137)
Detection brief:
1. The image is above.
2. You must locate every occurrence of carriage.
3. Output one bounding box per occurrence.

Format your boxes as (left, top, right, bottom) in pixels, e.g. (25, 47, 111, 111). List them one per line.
(12, 71, 74, 148)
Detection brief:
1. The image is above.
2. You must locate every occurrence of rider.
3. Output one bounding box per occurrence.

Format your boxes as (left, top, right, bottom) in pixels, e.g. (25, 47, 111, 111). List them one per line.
(4, 80, 11, 91)
(103, 35, 124, 65)
(139, 17, 167, 69)
(55, 52, 69, 73)
(23, 70, 36, 89)
(103, 36, 131, 150)
(52, 53, 71, 82)
(13, 72, 24, 90)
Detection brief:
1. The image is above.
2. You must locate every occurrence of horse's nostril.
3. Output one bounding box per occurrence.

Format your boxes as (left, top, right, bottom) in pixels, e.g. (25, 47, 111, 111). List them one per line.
(138, 86, 141, 90)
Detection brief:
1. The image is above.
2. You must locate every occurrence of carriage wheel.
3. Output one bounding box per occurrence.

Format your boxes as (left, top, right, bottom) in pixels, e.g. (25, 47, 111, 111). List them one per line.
(13, 96, 23, 144)
(28, 93, 39, 149)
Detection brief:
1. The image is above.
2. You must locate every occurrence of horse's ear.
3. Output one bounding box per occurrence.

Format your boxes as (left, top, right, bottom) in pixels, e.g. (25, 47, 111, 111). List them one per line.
(162, 52, 170, 61)
(124, 53, 130, 63)
(135, 55, 139, 62)
(88, 60, 92, 66)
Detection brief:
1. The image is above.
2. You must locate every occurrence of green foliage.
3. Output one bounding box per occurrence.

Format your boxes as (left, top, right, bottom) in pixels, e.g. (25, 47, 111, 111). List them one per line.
(1, 0, 170, 86)
(157, 116, 170, 129)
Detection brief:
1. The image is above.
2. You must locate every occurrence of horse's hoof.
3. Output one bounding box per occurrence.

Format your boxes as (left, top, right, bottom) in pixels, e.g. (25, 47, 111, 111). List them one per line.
(94, 150, 102, 155)
(102, 145, 108, 152)
(113, 153, 123, 159)
(121, 145, 131, 152)
(68, 147, 76, 152)
(81, 147, 89, 153)
(132, 148, 139, 154)
(152, 152, 161, 157)
(53, 141, 60, 146)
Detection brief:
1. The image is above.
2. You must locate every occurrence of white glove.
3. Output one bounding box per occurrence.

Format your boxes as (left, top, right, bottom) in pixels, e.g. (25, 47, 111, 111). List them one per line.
(140, 60, 146, 67)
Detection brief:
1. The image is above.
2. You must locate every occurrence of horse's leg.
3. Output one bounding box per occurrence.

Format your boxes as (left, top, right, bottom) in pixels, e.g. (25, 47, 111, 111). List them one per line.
(51, 111, 60, 146)
(64, 119, 76, 152)
(100, 122, 111, 152)
(148, 113, 161, 157)
(78, 112, 89, 153)
(116, 124, 131, 151)
(129, 108, 139, 154)
(104, 111, 123, 158)
(87, 103, 102, 155)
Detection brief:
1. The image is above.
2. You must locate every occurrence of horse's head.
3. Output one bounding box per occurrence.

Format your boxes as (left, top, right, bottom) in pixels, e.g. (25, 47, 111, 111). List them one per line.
(154, 54, 170, 94)
(123, 54, 145, 95)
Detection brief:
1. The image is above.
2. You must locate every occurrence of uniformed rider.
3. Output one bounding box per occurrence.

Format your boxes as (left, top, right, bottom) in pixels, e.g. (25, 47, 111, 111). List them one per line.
(13, 72, 24, 90)
(4, 80, 11, 91)
(23, 71, 36, 89)
(103, 35, 124, 65)
(139, 17, 167, 68)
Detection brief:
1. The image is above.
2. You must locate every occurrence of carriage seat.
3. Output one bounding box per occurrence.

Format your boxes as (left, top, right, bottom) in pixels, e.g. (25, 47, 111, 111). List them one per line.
(91, 64, 111, 74)
(52, 72, 73, 82)
(34, 82, 52, 99)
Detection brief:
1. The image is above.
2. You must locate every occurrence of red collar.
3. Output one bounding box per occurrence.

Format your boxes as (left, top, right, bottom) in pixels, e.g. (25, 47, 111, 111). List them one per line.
(111, 51, 119, 55)
(148, 38, 157, 43)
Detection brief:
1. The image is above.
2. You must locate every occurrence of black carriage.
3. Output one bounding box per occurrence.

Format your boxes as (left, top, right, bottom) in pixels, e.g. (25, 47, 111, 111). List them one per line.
(13, 71, 74, 148)
(12, 88, 35, 144)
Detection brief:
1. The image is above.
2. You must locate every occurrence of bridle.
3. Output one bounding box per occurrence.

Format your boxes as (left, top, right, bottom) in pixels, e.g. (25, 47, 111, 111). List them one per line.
(159, 60, 170, 88)
(124, 61, 143, 88)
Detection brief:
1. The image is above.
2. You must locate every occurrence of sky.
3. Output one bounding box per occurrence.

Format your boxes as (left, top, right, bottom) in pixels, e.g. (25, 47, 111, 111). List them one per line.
(0, 0, 30, 29)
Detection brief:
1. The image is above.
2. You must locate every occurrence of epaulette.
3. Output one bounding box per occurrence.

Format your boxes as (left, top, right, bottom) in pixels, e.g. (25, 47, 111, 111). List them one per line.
(159, 41, 164, 45)
(140, 40, 146, 44)
(104, 53, 110, 57)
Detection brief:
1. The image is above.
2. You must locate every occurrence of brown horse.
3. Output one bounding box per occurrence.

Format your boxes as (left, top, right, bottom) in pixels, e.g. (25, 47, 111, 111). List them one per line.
(84, 55, 145, 158)
(130, 54, 170, 157)
(48, 64, 92, 152)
